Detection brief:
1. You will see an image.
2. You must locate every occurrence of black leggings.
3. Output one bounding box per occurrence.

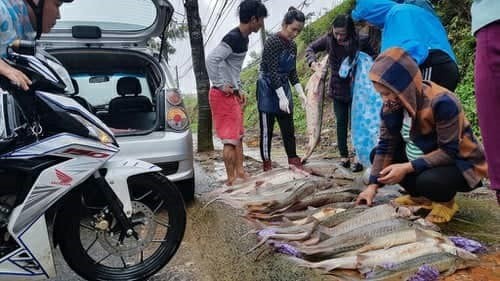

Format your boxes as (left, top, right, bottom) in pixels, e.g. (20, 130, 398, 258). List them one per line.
(370, 148, 475, 202)
(333, 100, 350, 158)
(259, 111, 297, 161)
(420, 50, 459, 92)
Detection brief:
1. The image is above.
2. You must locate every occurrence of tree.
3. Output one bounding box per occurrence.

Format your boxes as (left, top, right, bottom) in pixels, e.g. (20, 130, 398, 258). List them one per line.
(163, 20, 189, 59)
(184, 0, 214, 152)
(148, 20, 188, 61)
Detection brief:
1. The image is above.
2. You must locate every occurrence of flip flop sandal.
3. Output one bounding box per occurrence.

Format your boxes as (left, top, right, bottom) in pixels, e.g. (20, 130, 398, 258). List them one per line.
(425, 201, 459, 224)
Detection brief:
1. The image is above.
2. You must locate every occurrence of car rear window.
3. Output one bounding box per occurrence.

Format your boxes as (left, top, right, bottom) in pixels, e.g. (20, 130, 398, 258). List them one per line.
(55, 0, 157, 32)
(72, 74, 152, 108)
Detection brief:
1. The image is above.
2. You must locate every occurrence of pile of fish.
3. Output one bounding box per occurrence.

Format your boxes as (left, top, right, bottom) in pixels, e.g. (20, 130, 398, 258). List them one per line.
(208, 166, 482, 280)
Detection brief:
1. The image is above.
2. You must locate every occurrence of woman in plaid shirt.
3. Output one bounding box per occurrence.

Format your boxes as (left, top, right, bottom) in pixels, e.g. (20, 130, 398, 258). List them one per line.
(356, 48, 487, 224)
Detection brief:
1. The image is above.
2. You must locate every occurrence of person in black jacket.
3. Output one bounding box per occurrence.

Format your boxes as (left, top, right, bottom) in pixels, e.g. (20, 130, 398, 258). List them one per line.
(256, 7, 307, 172)
(305, 15, 362, 171)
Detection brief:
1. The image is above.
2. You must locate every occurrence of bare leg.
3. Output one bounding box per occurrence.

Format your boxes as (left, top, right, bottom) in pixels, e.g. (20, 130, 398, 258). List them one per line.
(223, 144, 237, 186)
(235, 140, 250, 180)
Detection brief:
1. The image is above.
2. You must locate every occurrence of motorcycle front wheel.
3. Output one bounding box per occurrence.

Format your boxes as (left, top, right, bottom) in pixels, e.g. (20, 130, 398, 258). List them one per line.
(56, 172, 186, 281)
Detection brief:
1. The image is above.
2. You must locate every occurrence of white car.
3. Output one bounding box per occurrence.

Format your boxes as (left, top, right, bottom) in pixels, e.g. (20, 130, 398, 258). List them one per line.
(40, 0, 195, 200)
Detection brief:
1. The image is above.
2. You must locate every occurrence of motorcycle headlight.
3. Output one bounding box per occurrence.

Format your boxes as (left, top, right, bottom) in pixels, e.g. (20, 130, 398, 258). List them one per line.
(166, 107, 189, 131)
(70, 113, 114, 144)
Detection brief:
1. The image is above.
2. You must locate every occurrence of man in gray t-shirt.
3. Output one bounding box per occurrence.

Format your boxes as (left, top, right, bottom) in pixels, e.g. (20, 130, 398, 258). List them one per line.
(206, 0, 267, 186)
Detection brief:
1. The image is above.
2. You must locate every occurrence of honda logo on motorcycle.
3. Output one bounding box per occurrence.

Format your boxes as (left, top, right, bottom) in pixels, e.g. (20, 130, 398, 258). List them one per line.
(51, 169, 73, 186)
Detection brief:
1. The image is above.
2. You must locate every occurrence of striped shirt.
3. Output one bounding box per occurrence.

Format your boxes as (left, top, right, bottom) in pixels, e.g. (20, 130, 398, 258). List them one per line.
(401, 110, 424, 161)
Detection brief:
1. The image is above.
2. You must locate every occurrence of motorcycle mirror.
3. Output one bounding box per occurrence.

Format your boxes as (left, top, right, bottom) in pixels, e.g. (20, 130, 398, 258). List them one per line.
(9, 40, 36, 56)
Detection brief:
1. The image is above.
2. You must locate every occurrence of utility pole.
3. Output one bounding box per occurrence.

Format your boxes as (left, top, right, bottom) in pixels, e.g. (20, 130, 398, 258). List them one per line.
(260, 22, 266, 49)
(260, 0, 270, 49)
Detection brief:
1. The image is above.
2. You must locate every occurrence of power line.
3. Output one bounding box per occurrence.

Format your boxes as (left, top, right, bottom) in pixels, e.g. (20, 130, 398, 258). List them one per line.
(203, 0, 230, 47)
(206, 0, 238, 46)
(204, 0, 221, 33)
(179, 0, 237, 78)
(177, 0, 230, 72)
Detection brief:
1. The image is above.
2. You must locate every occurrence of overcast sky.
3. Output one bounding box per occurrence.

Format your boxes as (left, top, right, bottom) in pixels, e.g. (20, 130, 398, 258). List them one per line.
(168, 0, 339, 94)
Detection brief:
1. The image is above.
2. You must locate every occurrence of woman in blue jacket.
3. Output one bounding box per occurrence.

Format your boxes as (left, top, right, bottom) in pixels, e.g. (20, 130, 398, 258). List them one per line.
(352, 0, 459, 91)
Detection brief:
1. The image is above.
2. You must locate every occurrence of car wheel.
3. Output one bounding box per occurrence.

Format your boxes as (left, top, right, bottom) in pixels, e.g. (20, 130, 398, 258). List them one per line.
(175, 177, 195, 202)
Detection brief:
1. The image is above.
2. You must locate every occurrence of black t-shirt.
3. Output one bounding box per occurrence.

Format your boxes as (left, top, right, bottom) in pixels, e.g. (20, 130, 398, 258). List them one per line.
(222, 27, 249, 54)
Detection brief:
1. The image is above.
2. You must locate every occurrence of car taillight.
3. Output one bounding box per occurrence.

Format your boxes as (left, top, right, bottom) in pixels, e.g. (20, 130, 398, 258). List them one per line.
(166, 89, 182, 106)
(166, 107, 189, 131)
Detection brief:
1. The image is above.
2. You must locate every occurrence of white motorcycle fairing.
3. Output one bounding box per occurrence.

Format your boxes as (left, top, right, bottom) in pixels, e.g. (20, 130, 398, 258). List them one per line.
(102, 159, 162, 218)
(0, 138, 161, 278)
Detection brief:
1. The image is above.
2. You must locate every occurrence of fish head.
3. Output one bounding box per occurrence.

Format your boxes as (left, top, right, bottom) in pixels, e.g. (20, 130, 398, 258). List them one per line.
(454, 253, 480, 269)
(394, 205, 413, 218)
(439, 246, 481, 270)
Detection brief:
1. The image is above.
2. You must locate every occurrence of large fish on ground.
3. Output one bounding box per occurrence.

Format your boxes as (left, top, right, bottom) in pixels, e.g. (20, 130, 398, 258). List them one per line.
(302, 55, 329, 164)
(290, 238, 445, 272)
(362, 252, 479, 281)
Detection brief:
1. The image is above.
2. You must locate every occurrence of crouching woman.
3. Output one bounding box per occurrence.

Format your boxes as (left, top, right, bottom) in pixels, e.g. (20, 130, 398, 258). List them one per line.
(356, 47, 488, 223)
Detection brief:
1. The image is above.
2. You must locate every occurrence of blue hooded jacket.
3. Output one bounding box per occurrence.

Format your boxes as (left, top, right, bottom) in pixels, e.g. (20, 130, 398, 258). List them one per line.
(352, 0, 456, 65)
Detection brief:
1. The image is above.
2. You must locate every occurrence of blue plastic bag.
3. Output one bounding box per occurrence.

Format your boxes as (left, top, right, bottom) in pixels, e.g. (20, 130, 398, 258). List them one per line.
(339, 52, 382, 167)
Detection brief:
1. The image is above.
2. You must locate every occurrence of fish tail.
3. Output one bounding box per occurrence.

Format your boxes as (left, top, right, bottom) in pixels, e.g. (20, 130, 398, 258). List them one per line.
(246, 236, 269, 255)
(202, 196, 221, 208)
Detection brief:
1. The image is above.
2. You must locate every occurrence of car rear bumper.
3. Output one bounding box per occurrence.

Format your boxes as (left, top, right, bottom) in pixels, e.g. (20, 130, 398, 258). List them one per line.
(113, 130, 194, 182)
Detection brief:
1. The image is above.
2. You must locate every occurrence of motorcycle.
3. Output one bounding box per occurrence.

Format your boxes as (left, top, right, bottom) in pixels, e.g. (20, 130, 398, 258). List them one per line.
(0, 40, 186, 281)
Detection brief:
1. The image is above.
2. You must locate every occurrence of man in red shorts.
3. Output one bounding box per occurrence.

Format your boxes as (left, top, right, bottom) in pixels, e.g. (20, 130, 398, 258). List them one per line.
(206, 0, 267, 186)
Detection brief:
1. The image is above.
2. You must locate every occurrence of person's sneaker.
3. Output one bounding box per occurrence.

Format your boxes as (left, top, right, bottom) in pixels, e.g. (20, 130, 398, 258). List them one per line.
(351, 162, 363, 172)
(340, 158, 350, 168)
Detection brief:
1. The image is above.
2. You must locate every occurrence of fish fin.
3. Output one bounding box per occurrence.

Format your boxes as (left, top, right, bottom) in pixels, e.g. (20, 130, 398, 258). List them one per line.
(355, 245, 370, 254)
(318, 225, 331, 234)
(415, 227, 445, 242)
(239, 230, 257, 240)
(246, 236, 269, 255)
(382, 240, 397, 250)
(443, 264, 457, 276)
(357, 266, 373, 275)
(356, 254, 369, 266)
(254, 219, 267, 229)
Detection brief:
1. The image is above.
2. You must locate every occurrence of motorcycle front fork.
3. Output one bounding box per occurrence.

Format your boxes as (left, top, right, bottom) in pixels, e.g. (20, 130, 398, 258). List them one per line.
(93, 171, 139, 241)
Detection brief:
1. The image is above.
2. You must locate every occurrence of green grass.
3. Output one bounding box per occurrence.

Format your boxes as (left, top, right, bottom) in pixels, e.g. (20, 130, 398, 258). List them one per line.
(183, 95, 198, 131)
